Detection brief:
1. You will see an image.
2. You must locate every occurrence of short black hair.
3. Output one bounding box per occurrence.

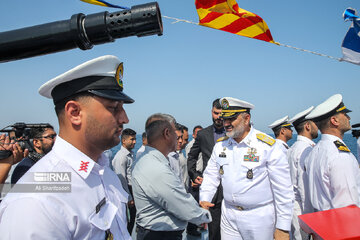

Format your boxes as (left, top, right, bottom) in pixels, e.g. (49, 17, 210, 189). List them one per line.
(122, 128, 136, 137)
(142, 132, 147, 139)
(315, 115, 332, 132)
(121, 128, 136, 142)
(54, 92, 94, 117)
(193, 125, 203, 133)
(177, 123, 188, 132)
(273, 128, 281, 138)
(212, 98, 221, 109)
(294, 121, 309, 134)
(30, 124, 54, 139)
(175, 123, 183, 131)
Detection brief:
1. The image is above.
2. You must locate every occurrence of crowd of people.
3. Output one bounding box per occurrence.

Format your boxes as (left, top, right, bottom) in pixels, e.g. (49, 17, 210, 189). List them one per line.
(0, 55, 359, 240)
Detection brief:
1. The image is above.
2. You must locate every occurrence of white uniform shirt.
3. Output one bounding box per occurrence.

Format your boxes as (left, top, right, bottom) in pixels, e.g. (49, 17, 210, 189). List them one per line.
(289, 136, 315, 215)
(287, 136, 315, 202)
(0, 137, 131, 240)
(200, 127, 294, 231)
(276, 139, 289, 154)
(357, 138, 360, 163)
(305, 134, 360, 211)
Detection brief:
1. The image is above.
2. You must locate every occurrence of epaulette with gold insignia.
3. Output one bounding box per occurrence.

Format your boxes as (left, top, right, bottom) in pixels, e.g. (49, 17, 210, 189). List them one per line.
(256, 133, 275, 146)
(334, 140, 350, 152)
(217, 136, 229, 142)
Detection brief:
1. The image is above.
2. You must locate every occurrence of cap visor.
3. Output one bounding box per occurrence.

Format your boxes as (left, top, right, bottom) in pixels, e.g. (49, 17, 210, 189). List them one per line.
(221, 113, 240, 119)
(89, 89, 134, 103)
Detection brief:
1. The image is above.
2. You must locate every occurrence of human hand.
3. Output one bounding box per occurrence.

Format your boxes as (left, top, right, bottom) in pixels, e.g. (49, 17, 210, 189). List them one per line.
(274, 228, 289, 240)
(200, 223, 207, 230)
(194, 176, 203, 185)
(199, 201, 215, 210)
(0, 134, 28, 165)
(191, 180, 199, 188)
(0, 134, 12, 151)
(11, 142, 28, 165)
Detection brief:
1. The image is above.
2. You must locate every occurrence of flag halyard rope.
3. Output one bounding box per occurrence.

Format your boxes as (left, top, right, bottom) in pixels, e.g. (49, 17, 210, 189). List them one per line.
(163, 15, 342, 62)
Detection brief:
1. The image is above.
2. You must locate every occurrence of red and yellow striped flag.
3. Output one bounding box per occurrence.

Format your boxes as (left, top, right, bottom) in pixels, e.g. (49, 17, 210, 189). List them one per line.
(195, 0, 276, 43)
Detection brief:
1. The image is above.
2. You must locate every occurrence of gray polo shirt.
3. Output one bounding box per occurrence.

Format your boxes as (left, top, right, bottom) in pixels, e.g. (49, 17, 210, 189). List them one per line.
(131, 146, 211, 231)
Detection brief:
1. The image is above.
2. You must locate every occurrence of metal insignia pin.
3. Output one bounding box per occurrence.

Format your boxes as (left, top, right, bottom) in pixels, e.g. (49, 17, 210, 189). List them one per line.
(219, 166, 224, 175)
(247, 169, 253, 179)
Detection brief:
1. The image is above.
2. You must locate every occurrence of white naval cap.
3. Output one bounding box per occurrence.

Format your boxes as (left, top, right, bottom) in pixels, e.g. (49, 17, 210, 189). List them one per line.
(305, 94, 351, 121)
(219, 97, 254, 119)
(289, 106, 315, 127)
(39, 55, 134, 104)
(268, 116, 292, 131)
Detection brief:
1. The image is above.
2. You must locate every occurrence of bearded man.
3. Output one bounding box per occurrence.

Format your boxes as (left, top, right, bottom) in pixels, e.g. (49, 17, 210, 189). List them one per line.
(200, 97, 294, 240)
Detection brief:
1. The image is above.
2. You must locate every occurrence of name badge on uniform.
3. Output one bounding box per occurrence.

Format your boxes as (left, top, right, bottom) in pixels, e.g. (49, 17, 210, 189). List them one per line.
(244, 148, 259, 162)
(247, 169, 253, 179)
(219, 147, 227, 158)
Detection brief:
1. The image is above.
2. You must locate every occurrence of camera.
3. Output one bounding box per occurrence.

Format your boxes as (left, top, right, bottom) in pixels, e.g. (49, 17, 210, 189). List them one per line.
(351, 123, 360, 138)
(0, 122, 52, 159)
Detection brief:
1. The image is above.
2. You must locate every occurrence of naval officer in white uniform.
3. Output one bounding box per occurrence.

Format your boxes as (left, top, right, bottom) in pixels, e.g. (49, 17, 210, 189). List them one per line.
(200, 97, 294, 240)
(304, 94, 360, 211)
(287, 106, 318, 240)
(269, 116, 293, 153)
(0, 55, 133, 239)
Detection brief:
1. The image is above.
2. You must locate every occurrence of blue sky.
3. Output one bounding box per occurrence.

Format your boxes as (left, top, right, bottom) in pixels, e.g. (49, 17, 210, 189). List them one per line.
(0, 0, 359, 135)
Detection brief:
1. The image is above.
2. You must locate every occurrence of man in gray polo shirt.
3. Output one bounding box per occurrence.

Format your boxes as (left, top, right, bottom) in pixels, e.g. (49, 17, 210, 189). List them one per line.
(131, 113, 212, 240)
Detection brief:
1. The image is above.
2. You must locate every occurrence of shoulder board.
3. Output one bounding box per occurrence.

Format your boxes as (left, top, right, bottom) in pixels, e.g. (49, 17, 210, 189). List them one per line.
(217, 136, 229, 142)
(333, 140, 350, 152)
(256, 133, 275, 146)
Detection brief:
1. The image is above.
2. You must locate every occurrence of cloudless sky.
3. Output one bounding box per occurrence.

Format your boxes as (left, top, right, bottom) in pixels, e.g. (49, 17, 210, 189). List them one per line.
(0, 0, 359, 135)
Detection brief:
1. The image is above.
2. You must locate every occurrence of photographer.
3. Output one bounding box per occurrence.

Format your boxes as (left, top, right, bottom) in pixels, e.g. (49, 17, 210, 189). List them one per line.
(11, 125, 56, 184)
(0, 134, 28, 184)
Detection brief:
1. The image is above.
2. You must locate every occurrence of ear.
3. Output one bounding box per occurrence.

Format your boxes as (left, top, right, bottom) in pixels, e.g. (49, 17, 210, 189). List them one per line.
(163, 127, 171, 140)
(33, 138, 42, 149)
(64, 100, 83, 126)
(244, 114, 251, 125)
(330, 115, 340, 127)
(305, 122, 311, 131)
(280, 128, 286, 135)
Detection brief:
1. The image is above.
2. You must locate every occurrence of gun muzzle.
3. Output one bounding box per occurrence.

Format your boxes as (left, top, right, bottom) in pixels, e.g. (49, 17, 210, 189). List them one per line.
(0, 2, 163, 63)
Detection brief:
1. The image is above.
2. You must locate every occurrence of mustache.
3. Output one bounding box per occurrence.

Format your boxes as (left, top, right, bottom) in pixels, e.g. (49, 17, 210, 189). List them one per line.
(224, 125, 233, 130)
(117, 125, 124, 132)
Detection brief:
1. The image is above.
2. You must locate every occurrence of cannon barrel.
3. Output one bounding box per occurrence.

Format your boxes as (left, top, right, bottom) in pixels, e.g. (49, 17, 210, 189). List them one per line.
(0, 2, 163, 63)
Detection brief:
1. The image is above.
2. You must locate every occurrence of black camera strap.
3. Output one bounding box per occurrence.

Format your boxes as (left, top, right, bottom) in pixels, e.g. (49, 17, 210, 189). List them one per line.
(0, 150, 12, 160)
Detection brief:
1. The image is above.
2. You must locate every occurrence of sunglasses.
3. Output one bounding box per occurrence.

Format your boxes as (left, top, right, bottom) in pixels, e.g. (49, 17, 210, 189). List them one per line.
(41, 134, 57, 140)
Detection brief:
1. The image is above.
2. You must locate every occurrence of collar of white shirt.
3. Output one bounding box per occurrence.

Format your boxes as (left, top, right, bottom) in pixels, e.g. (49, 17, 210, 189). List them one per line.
(321, 134, 347, 145)
(276, 139, 289, 148)
(53, 136, 109, 179)
(296, 135, 315, 146)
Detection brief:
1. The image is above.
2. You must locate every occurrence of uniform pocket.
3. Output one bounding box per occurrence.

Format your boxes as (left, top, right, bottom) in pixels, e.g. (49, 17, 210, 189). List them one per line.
(89, 199, 118, 234)
(215, 157, 229, 167)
